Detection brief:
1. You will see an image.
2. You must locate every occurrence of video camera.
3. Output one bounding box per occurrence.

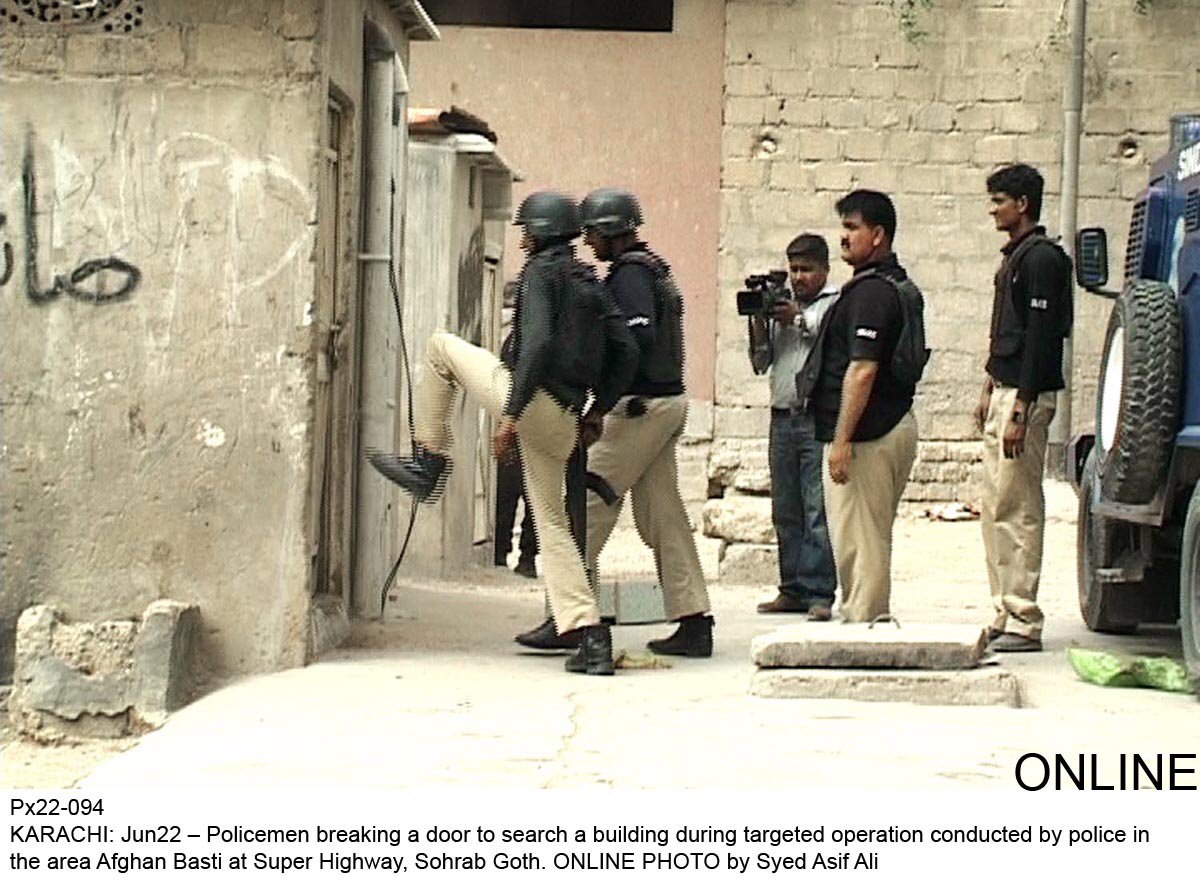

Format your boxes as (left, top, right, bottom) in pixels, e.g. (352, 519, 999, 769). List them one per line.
(736, 270, 791, 318)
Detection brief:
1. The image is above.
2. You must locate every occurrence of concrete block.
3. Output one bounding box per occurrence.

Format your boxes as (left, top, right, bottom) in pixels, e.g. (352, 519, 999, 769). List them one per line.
(703, 497, 774, 544)
(751, 623, 988, 670)
(192, 25, 287, 74)
(719, 543, 778, 585)
(66, 30, 185, 75)
(0, 34, 65, 73)
(598, 581, 666, 625)
(796, 129, 842, 161)
(750, 668, 1021, 708)
(683, 399, 714, 442)
(10, 602, 203, 741)
(714, 405, 770, 438)
(732, 466, 772, 495)
(280, 0, 322, 39)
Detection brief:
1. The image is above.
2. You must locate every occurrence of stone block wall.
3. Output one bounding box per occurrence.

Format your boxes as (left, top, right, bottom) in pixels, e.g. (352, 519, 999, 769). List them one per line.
(716, 0, 1200, 501)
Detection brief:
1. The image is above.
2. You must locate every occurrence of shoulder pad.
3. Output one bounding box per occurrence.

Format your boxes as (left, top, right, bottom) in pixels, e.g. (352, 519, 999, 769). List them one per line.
(613, 249, 667, 275)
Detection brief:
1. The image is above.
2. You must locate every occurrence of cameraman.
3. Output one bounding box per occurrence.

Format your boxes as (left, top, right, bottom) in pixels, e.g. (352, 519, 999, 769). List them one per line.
(749, 234, 839, 620)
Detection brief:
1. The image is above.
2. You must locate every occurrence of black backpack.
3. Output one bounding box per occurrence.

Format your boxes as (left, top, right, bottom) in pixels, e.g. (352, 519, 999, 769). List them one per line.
(551, 261, 611, 389)
(871, 269, 930, 389)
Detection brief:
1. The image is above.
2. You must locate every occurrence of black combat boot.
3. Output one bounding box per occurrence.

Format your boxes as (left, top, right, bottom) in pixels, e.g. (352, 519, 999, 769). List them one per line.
(647, 614, 714, 658)
(515, 617, 582, 650)
(366, 446, 451, 503)
(564, 624, 614, 675)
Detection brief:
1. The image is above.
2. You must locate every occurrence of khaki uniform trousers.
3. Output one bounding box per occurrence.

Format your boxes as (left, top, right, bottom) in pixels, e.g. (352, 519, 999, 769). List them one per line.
(585, 395, 710, 621)
(415, 332, 599, 634)
(822, 410, 918, 622)
(980, 384, 1056, 639)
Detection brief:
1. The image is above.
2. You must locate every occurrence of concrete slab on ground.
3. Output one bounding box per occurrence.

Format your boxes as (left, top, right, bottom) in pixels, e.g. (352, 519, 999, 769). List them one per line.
(750, 666, 1021, 708)
(752, 623, 989, 670)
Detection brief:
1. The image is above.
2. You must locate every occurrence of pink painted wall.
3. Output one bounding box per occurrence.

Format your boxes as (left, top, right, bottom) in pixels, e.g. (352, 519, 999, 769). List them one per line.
(409, 2, 725, 399)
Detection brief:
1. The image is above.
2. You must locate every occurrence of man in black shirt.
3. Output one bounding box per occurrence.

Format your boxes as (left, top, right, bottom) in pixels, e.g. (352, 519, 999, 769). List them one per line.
(811, 190, 920, 622)
(975, 164, 1072, 653)
(519, 188, 714, 657)
(367, 191, 637, 675)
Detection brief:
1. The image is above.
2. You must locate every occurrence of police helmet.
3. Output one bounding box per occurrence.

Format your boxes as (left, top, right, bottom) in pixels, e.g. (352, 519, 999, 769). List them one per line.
(513, 191, 581, 239)
(580, 188, 643, 237)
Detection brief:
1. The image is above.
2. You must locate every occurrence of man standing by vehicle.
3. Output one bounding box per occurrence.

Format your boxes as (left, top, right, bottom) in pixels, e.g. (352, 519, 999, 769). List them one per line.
(976, 164, 1072, 653)
(368, 191, 637, 675)
(750, 234, 839, 621)
(810, 190, 922, 623)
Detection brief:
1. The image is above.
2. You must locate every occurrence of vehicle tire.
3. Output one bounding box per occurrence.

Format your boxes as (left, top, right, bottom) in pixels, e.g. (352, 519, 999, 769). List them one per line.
(1077, 449, 1140, 633)
(1179, 484, 1200, 691)
(1095, 279, 1180, 504)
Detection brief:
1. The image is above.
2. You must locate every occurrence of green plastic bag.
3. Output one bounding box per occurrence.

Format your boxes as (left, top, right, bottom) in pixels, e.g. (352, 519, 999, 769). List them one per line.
(1067, 648, 1192, 693)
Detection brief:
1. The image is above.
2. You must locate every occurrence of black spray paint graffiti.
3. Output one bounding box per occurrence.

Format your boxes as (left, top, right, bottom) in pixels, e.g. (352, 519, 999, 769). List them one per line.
(0, 212, 12, 286)
(6, 129, 142, 303)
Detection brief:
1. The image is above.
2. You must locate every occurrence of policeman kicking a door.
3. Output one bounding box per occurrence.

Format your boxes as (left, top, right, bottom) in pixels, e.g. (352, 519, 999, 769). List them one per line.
(367, 191, 638, 676)
(515, 189, 715, 658)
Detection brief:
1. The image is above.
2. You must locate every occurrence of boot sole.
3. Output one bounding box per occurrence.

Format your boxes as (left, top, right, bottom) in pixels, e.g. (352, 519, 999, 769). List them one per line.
(566, 664, 614, 675)
(648, 646, 713, 658)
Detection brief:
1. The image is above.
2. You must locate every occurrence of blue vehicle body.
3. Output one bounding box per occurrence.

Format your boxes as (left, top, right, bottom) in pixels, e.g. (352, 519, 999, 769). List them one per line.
(1071, 116, 1200, 684)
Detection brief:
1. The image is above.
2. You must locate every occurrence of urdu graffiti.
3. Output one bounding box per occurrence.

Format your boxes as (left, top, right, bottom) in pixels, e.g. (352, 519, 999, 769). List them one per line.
(7, 129, 142, 304)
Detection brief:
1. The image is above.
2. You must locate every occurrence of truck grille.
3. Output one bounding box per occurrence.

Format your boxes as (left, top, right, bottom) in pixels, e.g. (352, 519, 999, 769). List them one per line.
(1187, 190, 1200, 233)
(1124, 198, 1147, 282)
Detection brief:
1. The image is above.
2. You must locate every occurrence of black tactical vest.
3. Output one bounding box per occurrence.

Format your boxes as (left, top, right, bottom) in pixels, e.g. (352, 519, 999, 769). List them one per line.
(610, 250, 685, 390)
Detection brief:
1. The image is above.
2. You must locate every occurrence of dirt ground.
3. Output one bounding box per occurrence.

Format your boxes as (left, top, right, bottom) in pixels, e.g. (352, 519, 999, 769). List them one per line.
(2, 480, 1192, 789)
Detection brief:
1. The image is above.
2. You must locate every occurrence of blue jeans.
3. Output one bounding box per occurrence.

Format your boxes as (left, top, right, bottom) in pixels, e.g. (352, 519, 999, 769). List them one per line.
(769, 409, 836, 602)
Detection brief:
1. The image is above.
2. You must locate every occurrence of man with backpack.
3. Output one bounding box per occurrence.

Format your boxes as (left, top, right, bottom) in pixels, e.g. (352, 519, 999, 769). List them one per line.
(517, 188, 714, 658)
(975, 164, 1073, 653)
(809, 190, 925, 623)
(367, 190, 637, 676)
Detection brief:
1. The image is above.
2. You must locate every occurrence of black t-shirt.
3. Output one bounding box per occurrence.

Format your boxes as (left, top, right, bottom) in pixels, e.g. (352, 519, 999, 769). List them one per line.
(812, 255, 915, 442)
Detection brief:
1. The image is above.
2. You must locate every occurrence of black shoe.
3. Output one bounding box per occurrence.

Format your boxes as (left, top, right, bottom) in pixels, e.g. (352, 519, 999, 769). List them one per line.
(494, 551, 511, 567)
(647, 614, 714, 658)
(514, 557, 537, 578)
(515, 617, 582, 650)
(564, 625, 614, 675)
(366, 446, 450, 503)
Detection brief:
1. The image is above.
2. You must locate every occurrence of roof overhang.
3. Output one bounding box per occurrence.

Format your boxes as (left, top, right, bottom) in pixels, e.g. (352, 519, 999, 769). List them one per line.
(388, 0, 440, 41)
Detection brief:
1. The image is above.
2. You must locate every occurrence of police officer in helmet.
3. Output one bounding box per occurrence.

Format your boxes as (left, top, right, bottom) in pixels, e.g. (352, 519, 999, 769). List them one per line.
(369, 190, 636, 676)
(516, 187, 715, 658)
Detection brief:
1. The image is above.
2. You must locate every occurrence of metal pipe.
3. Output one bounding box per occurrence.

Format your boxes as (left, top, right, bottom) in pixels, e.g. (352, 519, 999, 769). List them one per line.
(1051, 0, 1087, 465)
(354, 33, 398, 619)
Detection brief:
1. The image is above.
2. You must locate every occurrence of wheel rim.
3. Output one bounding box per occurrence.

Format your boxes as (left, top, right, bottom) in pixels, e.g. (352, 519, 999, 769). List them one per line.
(1099, 326, 1125, 453)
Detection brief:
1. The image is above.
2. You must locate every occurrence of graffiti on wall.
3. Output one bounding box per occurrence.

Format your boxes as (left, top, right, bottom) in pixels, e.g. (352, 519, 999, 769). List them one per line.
(10, 129, 142, 303)
(3, 127, 314, 335)
(0, 212, 12, 286)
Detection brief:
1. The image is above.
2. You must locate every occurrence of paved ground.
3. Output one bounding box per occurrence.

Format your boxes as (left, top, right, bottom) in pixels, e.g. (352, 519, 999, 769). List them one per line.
(3, 483, 1197, 789)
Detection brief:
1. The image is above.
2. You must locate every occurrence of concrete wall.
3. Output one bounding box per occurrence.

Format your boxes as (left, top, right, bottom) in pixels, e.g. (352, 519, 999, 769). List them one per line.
(718, 0, 1200, 501)
(407, 1, 726, 401)
(0, 0, 415, 679)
